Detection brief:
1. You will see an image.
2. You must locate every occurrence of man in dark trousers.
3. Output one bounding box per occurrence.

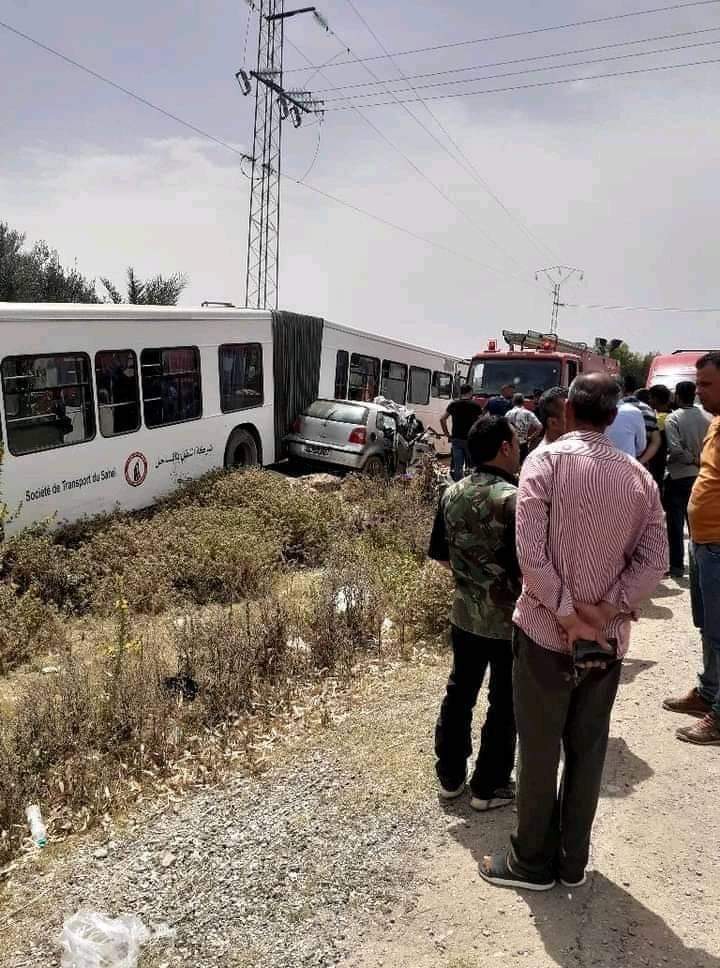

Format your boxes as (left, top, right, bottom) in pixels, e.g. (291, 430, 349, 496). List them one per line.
(430, 414, 521, 812)
(440, 384, 484, 481)
(480, 374, 667, 891)
(662, 381, 709, 577)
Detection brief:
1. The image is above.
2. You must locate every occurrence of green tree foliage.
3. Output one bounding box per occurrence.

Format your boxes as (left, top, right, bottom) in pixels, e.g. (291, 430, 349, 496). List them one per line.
(609, 342, 658, 385)
(100, 267, 187, 306)
(0, 222, 98, 303)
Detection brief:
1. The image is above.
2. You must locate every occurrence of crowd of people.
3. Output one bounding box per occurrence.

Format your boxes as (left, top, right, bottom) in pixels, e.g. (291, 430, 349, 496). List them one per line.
(432, 353, 720, 892)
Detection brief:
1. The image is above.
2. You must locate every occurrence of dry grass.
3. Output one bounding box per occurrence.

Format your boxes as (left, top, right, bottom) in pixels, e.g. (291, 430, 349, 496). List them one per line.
(0, 467, 452, 865)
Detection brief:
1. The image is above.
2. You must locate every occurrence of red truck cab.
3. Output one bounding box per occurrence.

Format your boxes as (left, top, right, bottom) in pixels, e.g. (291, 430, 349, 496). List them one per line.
(468, 330, 619, 408)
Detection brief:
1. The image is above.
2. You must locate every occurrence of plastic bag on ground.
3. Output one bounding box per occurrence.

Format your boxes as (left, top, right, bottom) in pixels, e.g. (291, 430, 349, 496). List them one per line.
(59, 910, 174, 968)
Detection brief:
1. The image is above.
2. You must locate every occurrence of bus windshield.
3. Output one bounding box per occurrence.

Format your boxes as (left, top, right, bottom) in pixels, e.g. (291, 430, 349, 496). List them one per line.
(468, 358, 562, 397)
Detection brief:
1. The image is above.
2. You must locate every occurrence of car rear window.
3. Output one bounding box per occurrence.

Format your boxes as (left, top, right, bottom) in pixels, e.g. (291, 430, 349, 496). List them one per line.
(305, 401, 368, 424)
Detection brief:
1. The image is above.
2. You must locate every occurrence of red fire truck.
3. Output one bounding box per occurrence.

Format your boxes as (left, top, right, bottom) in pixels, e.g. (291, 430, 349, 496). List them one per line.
(467, 330, 620, 407)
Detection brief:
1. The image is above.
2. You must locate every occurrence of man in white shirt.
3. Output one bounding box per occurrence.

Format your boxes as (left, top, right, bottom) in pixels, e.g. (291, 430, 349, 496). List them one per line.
(606, 400, 647, 457)
(506, 393, 542, 462)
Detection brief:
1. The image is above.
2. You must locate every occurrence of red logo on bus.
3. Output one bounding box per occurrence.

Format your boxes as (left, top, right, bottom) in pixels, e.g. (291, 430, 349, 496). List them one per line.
(124, 452, 148, 487)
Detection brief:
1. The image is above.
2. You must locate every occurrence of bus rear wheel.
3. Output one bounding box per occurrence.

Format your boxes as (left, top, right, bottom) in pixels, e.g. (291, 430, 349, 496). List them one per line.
(224, 428, 259, 469)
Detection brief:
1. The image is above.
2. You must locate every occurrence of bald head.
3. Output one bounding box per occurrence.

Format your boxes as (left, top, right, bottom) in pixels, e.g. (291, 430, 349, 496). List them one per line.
(568, 373, 620, 430)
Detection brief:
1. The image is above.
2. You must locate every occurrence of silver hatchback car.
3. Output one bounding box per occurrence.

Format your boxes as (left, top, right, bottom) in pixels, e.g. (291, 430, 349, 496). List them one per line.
(285, 399, 399, 474)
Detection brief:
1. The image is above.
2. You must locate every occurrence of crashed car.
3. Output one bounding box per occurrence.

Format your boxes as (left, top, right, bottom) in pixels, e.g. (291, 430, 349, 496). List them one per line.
(285, 399, 407, 475)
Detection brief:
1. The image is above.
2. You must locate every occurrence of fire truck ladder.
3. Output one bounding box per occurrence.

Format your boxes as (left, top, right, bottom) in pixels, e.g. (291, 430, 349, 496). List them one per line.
(502, 329, 588, 354)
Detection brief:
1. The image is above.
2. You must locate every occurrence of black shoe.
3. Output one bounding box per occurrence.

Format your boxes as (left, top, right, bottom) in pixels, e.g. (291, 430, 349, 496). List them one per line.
(480, 851, 555, 891)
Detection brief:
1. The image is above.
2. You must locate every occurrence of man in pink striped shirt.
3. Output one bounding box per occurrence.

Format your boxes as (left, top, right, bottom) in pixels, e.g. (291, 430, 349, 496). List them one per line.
(481, 373, 668, 892)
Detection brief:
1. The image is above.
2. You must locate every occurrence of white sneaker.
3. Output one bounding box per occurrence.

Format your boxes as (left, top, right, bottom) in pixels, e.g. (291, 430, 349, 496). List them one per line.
(438, 780, 466, 800)
(470, 784, 516, 812)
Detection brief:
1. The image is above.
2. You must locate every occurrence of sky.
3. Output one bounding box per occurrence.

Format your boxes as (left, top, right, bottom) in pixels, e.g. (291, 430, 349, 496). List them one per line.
(1, 0, 720, 357)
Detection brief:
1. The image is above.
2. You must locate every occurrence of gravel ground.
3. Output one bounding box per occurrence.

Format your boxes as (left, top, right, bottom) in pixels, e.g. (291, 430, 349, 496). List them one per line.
(2, 578, 719, 968)
(0, 658, 445, 968)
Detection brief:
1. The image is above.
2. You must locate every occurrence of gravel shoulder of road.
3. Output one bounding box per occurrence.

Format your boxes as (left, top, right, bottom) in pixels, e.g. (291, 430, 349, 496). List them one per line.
(2, 579, 719, 968)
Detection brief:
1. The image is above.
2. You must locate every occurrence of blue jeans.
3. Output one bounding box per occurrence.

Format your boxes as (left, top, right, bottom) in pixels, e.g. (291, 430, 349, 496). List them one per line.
(450, 439, 469, 482)
(690, 541, 720, 717)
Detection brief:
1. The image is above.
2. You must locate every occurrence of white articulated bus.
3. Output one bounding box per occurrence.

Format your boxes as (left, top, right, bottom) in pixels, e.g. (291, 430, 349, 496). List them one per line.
(0, 304, 464, 533)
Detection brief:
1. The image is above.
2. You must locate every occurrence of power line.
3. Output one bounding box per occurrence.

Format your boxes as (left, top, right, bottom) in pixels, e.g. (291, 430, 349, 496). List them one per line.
(563, 302, 720, 312)
(0, 18, 253, 162)
(283, 0, 720, 73)
(322, 36, 720, 104)
(286, 35, 539, 286)
(314, 25, 720, 94)
(339, 0, 560, 263)
(0, 16, 538, 292)
(324, 54, 720, 110)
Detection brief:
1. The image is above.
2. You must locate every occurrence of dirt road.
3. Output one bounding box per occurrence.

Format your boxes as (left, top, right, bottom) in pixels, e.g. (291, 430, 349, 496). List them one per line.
(2, 578, 719, 967)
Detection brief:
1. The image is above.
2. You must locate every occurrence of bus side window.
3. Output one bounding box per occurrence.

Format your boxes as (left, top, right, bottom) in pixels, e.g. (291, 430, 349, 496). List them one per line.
(219, 344, 263, 412)
(141, 347, 202, 428)
(1, 353, 96, 456)
(567, 361, 578, 383)
(408, 366, 431, 406)
(381, 360, 408, 405)
(334, 350, 349, 399)
(95, 350, 141, 437)
(432, 371, 452, 399)
(348, 353, 380, 402)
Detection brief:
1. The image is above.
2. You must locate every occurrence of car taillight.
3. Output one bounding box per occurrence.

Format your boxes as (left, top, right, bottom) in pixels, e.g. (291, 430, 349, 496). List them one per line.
(348, 427, 366, 445)
(291, 417, 302, 434)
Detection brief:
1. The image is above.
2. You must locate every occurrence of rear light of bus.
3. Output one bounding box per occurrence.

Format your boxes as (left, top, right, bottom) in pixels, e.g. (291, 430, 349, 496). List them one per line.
(348, 427, 366, 445)
(291, 417, 302, 434)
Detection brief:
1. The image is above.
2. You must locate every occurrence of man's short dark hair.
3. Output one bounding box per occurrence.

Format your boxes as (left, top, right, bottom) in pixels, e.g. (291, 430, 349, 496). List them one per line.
(536, 386, 567, 430)
(460, 383, 473, 395)
(636, 388, 650, 404)
(622, 374, 639, 395)
(649, 384, 671, 407)
(467, 414, 514, 467)
(675, 380, 696, 406)
(568, 374, 620, 428)
(697, 351, 720, 370)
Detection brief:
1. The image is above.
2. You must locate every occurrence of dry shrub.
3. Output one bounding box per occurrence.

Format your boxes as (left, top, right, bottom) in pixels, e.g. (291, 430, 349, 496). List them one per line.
(340, 474, 435, 560)
(1, 525, 86, 611)
(0, 583, 68, 673)
(173, 595, 314, 728)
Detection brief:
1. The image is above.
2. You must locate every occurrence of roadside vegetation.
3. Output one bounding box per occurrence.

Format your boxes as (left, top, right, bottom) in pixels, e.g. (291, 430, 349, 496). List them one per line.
(0, 465, 451, 865)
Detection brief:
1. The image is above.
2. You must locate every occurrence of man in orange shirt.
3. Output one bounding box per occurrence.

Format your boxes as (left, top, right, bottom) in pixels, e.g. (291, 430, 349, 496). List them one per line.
(663, 352, 720, 745)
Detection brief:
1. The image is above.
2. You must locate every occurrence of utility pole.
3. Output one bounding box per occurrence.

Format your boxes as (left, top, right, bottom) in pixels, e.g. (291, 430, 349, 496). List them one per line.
(236, 2, 324, 310)
(535, 266, 584, 335)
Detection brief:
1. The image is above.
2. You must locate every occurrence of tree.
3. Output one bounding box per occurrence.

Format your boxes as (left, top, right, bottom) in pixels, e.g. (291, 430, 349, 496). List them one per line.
(609, 342, 658, 386)
(100, 267, 187, 306)
(0, 222, 98, 303)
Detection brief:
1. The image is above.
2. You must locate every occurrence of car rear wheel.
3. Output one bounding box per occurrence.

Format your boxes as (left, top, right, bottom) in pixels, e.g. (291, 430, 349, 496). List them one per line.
(224, 428, 259, 469)
(363, 455, 386, 477)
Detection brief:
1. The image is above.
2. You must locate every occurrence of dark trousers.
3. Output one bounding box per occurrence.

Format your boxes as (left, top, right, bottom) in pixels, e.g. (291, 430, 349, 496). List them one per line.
(509, 627, 621, 883)
(435, 625, 516, 798)
(663, 476, 695, 572)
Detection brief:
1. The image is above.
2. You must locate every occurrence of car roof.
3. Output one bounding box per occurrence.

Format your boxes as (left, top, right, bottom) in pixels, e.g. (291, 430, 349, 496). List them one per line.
(313, 398, 393, 412)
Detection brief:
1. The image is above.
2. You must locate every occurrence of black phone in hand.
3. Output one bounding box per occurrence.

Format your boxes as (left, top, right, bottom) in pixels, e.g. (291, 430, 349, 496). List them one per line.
(574, 638, 619, 664)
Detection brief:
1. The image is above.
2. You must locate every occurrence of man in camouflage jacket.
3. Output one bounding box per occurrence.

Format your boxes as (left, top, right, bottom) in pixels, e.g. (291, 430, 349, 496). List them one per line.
(429, 414, 521, 812)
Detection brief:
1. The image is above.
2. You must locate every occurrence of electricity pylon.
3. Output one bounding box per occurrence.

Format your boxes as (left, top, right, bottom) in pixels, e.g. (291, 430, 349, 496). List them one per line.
(535, 266, 584, 335)
(237, 2, 324, 309)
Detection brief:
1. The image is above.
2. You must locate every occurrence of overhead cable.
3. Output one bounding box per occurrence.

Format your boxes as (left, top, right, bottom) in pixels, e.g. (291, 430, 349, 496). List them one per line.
(322, 36, 720, 104)
(283, 0, 720, 73)
(0, 17, 252, 161)
(314, 25, 720, 94)
(0, 17, 537, 290)
(338, 0, 560, 263)
(324, 54, 720, 109)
